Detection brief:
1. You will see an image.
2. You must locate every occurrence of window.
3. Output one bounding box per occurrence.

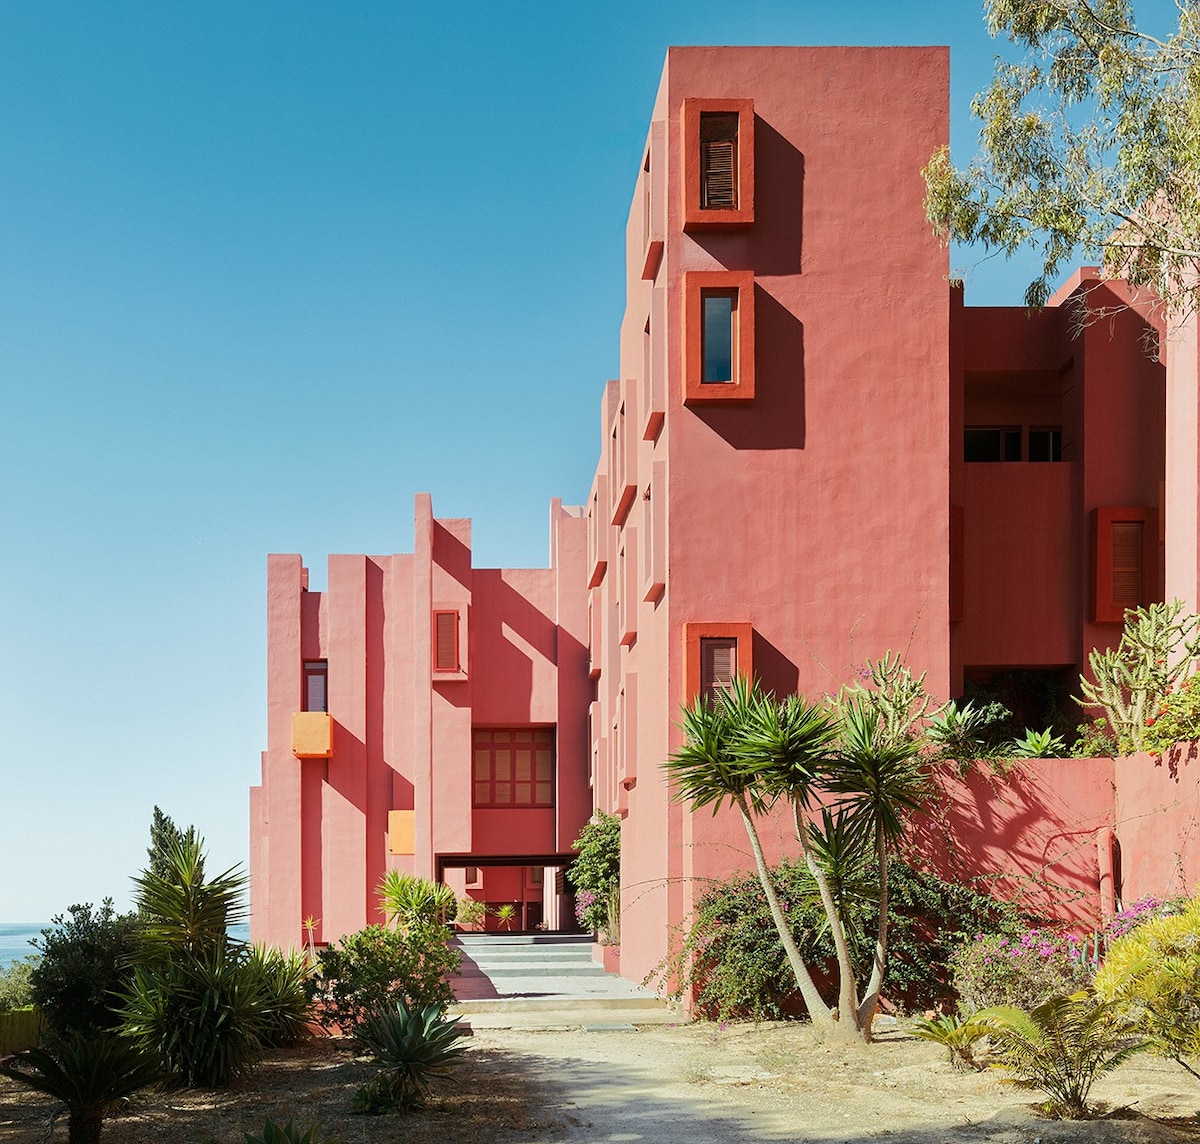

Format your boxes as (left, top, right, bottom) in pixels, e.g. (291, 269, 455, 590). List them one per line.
(964, 426, 1064, 462)
(682, 98, 754, 230)
(1029, 427, 1063, 462)
(1091, 507, 1158, 622)
(302, 660, 327, 712)
(684, 271, 755, 404)
(472, 728, 555, 808)
(683, 622, 754, 704)
(433, 610, 459, 673)
(465, 866, 481, 887)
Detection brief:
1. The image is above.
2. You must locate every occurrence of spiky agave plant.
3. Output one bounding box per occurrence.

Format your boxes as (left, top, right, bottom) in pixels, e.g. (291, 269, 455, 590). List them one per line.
(973, 990, 1147, 1118)
(0, 1030, 163, 1144)
(353, 1000, 467, 1112)
(244, 1117, 335, 1144)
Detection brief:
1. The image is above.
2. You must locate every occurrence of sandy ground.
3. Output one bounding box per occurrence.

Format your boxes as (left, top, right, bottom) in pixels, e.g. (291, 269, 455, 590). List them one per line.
(2, 1021, 1200, 1143)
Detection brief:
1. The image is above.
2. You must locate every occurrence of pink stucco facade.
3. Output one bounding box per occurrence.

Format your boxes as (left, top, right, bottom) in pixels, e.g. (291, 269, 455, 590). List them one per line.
(251, 46, 1200, 980)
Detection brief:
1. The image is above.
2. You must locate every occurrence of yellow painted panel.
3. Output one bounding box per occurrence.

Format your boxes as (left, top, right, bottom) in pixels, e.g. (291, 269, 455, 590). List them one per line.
(388, 810, 415, 856)
(291, 711, 333, 758)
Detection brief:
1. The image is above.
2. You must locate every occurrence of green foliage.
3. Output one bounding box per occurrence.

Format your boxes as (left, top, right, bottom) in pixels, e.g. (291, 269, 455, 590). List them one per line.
(659, 855, 1023, 1022)
(1078, 601, 1200, 754)
(146, 806, 202, 892)
(29, 900, 141, 1037)
(453, 897, 487, 930)
(923, 0, 1200, 315)
(910, 1012, 988, 1071)
(244, 1118, 335, 1144)
(120, 832, 310, 1087)
(974, 991, 1146, 1119)
(352, 1000, 467, 1112)
(927, 700, 1011, 768)
(0, 1030, 164, 1144)
(1094, 894, 1200, 1079)
(950, 929, 1093, 1013)
(1071, 717, 1120, 759)
(1141, 670, 1200, 756)
(0, 956, 36, 1012)
(315, 923, 459, 1033)
(836, 651, 940, 749)
(1007, 727, 1067, 759)
(490, 903, 517, 931)
(569, 811, 622, 939)
(378, 871, 457, 932)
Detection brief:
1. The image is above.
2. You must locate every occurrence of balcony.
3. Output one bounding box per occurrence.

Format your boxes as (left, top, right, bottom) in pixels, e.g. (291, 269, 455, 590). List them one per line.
(291, 711, 333, 759)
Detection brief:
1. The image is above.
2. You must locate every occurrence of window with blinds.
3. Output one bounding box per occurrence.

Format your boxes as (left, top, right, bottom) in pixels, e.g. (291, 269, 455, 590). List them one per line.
(700, 636, 737, 701)
(1110, 521, 1144, 609)
(472, 728, 555, 808)
(433, 610, 459, 673)
(700, 112, 738, 210)
(1091, 507, 1157, 622)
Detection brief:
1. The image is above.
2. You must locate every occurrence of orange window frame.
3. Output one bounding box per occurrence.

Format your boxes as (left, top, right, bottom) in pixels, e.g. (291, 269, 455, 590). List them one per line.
(683, 271, 755, 405)
(682, 98, 754, 231)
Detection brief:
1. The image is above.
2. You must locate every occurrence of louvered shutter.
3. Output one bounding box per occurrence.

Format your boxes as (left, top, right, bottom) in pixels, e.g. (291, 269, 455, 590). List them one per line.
(1111, 521, 1144, 609)
(434, 610, 459, 672)
(700, 113, 739, 210)
(701, 636, 737, 700)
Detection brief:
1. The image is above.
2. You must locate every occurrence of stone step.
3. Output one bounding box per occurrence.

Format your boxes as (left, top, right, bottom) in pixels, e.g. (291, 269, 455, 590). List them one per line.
(455, 964, 607, 978)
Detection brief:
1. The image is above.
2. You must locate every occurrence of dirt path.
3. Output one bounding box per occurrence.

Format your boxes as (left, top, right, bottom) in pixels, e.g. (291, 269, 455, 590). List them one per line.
(2, 1022, 1198, 1143)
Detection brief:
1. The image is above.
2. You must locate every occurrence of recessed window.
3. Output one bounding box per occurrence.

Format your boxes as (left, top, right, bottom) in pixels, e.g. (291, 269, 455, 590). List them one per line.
(700, 637, 737, 701)
(699, 112, 739, 210)
(472, 728, 555, 808)
(433, 610, 460, 673)
(1029, 427, 1063, 462)
(465, 866, 481, 886)
(302, 660, 327, 713)
(964, 427, 1021, 462)
(683, 623, 754, 704)
(702, 291, 736, 383)
(1091, 507, 1158, 622)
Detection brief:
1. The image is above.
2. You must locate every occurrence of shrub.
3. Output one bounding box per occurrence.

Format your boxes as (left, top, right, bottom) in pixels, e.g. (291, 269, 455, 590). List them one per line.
(659, 856, 1022, 1021)
(244, 1119, 335, 1144)
(1094, 894, 1200, 1079)
(352, 1000, 467, 1113)
(950, 928, 1093, 1013)
(29, 901, 141, 1037)
(378, 871, 457, 932)
(1007, 727, 1067, 759)
(910, 1012, 988, 1071)
(974, 991, 1146, 1118)
(569, 812, 621, 940)
(926, 700, 1011, 768)
(0, 957, 36, 1012)
(453, 897, 487, 930)
(315, 923, 459, 1032)
(247, 945, 313, 1048)
(1141, 670, 1200, 756)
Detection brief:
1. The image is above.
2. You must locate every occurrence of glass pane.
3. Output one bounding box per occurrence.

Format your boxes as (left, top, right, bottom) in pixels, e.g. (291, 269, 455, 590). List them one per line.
(702, 294, 734, 383)
(473, 751, 490, 780)
(514, 782, 531, 804)
(535, 782, 553, 805)
(535, 751, 553, 781)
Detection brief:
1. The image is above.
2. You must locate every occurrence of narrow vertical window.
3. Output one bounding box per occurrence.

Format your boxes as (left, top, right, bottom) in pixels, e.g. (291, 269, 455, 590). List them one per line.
(700, 112, 738, 209)
(434, 610, 459, 673)
(302, 660, 327, 712)
(1111, 521, 1144, 609)
(700, 637, 737, 701)
(702, 291, 735, 383)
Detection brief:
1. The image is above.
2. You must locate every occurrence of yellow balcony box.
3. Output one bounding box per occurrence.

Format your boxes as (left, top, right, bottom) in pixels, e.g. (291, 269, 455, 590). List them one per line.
(388, 810, 415, 856)
(291, 711, 333, 759)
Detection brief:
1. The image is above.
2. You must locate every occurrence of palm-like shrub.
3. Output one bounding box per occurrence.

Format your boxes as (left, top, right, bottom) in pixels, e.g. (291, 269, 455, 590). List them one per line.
(244, 1117, 335, 1144)
(926, 699, 1009, 767)
(973, 991, 1146, 1118)
(1094, 895, 1200, 1080)
(0, 1030, 163, 1144)
(1007, 727, 1067, 759)
(378, 871, 457, 932)
(352, 1000, 467, 1112)
(910, 1012, 989, 1071)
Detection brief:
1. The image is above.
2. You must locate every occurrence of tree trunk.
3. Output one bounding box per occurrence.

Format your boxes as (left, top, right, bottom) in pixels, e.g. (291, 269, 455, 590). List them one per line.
(791, 800, 860, 1031)
(856, 836, 890, 1039)
(733, 793, 833, 1028)
(68, 1109, 103, 1144)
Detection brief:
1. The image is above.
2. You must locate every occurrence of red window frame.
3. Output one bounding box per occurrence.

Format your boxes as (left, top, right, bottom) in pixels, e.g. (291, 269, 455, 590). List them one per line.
(472, 728, 555, 808)
(683, 271, 755, 405)
(683, 623, 754, 704)
(682, 98, 754, 231)
(1091, 507, 1159, 622)
(302, 660, 328, 712)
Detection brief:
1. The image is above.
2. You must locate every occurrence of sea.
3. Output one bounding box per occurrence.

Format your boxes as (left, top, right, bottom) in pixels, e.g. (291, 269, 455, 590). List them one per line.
(0, 921, 253, 970)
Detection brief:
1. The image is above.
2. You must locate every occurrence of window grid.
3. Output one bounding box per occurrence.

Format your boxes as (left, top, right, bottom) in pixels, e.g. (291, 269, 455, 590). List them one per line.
(472, 728, 555, 808)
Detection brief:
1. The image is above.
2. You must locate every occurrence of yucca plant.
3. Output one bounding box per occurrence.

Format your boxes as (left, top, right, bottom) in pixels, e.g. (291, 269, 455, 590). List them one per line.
(244, 1116, 335, 1144)
(0, 1030, 164, 1144)
(1007, 727, 1067, 760)
(973, 990, 1147, 1118)
(910, 1012, 988, 1071)
(246, 945, 314, 1048)
(353, 1000, 467, 1111)
(378, 871, 457, 932)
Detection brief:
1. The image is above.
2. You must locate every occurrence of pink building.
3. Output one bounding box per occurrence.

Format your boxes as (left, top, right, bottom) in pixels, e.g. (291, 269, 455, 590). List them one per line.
(252, 47, 1194, 978)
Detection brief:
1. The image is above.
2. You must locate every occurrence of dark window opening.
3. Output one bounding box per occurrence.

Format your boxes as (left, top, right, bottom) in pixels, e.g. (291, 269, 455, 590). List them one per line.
(700, 112, 738, 210)
(702, 291, 735, 383)
(1028, 427, 1063, 462)
(303, 660, 328, 713)
(964, 426, 1022, 462)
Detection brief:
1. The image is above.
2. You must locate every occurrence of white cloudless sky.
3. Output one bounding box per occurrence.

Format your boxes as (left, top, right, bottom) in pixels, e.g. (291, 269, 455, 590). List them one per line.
(1, 1, 1173, 920)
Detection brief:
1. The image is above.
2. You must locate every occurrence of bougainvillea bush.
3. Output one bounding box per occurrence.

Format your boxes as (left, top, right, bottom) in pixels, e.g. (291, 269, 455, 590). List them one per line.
(950, 929, 1093, 1013)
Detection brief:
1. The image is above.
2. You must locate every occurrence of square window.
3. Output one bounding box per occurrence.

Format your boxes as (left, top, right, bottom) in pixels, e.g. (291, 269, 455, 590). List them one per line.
(1029, 427, 1063, 462)
(683, 623, 753, 705)
(471, 727, 556, 807)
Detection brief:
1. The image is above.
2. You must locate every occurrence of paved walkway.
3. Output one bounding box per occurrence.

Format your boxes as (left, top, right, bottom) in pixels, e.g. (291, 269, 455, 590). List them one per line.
(449, 933, 678, 1030)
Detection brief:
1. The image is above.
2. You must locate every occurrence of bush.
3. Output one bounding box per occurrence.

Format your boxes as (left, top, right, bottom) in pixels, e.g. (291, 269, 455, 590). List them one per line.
(569, 812, 621, 940)
(0, 957, 36, 1012)
(660, 856, 1023, 1021)
(378, 871, 457, 931)
(352, 1000, 467, 1113)
(1094, 894, 1200, 1077)
(29, 901, 141, 1037)
(315, 924, 459, 1032)
(1141, 671, 1200, 755)
(950, 928, 1093, 1013)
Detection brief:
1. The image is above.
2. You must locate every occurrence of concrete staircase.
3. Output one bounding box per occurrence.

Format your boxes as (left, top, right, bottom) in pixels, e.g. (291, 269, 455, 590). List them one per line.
(449, 933, 677, 1029)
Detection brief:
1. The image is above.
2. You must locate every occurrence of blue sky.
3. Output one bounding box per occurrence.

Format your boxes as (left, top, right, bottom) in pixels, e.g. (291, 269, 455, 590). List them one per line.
(0, 1, 1115, 919)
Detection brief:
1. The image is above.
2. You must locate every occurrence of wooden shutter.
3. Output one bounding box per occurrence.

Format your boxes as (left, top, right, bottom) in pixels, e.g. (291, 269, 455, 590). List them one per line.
(1110, 521, 1144, 609)
(700, 113, 738, 210)
(700, 636, 737, 700)
(434, 610, 459, 672)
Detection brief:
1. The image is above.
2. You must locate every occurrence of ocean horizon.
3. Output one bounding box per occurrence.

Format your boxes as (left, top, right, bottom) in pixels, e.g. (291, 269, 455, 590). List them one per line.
(1, 921, 253, 971)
